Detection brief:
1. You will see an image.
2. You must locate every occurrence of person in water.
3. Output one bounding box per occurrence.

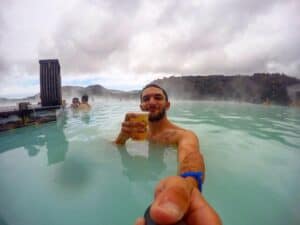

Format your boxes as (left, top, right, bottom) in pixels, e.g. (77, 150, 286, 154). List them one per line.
(78, 95, 91, 111)
(70, 97, 80, 109)
(115, 84, 221, 225)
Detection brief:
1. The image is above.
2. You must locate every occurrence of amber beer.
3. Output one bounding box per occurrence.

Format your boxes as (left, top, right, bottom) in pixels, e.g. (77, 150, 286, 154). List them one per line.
(129, 112, 149, 140)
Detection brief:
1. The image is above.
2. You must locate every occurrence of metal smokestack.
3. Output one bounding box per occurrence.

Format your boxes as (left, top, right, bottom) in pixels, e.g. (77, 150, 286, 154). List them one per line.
(39, 59, 62, 107)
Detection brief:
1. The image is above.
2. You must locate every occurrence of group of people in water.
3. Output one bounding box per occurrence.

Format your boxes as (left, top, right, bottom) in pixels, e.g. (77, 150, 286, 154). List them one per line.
(70, 95, 91, 111)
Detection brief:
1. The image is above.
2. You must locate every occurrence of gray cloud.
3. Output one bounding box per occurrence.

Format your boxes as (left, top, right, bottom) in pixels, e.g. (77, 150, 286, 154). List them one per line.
(88, 0, 140, 13)
(38, 0, 137, 74)
(0, 0, 11, 31)
(2, 0, 300, 82)
(133, 0, 300, 76)
(0, 0, 39, 79)
(0, 0, 12, 76)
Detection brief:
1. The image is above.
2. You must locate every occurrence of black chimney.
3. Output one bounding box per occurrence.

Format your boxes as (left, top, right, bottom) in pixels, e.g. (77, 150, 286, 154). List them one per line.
(39, 59, 62, 106)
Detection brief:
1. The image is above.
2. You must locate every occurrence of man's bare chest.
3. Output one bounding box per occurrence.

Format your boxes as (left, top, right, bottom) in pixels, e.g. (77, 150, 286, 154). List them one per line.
(148, 129, 180, 145)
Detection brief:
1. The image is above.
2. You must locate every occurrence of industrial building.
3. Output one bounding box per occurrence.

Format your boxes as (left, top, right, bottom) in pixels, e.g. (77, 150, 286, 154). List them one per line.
(39, 59, 62, 106)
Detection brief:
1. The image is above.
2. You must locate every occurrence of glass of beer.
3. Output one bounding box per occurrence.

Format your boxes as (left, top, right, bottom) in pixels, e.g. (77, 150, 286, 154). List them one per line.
(129, 112, 149, 141)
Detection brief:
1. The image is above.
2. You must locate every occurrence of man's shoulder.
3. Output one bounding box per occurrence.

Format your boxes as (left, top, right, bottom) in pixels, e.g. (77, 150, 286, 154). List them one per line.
(168, 125, 199, 144)
(163, 125, 197, 140)
(157, 128, 199, 146)
(79, 103, 91, 108)
(169, 123, 196, 137)
(178, 128, 198, 139)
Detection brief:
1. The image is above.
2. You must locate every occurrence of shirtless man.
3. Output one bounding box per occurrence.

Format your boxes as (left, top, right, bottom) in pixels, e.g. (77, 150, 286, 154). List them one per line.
(115, 84, 221, 225)
(78, 95, 91, 111)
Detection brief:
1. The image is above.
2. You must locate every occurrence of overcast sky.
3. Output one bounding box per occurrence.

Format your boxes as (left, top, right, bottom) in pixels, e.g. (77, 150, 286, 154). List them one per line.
(0, 0, 299, 98)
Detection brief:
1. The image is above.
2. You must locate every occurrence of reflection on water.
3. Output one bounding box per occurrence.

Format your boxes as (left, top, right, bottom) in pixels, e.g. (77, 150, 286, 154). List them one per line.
(70, 110, 91, 124)
(0, 112, 69, 166)
(117, 143, 167, 182)
(55, 157, 90, 190)
(47, 114, 68, 165)
(81, 113, 91, 124)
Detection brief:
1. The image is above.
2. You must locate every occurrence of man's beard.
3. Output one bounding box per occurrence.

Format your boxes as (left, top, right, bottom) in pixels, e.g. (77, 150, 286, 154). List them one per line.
(149, 108, 166, 122)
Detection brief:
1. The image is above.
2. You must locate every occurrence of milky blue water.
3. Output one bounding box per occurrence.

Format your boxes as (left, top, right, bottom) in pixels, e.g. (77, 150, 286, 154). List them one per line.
(0, 100, 299, 225)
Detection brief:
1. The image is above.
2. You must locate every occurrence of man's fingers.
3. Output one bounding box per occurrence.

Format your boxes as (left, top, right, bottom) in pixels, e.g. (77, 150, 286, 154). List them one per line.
(125, 113, 132, 121)
(122, 121, 133, 127)
(121, 124, 132, 133)
(151, 176, 191, 224)
(122, 121, 147, 135)
(136, 127, 147, 133)
(122, 121, 145, 128)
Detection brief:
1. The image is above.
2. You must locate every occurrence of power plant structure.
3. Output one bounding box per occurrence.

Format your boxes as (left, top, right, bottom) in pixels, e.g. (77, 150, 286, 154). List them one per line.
(39, 59, 62, 106)
(0, 59, 63, 132)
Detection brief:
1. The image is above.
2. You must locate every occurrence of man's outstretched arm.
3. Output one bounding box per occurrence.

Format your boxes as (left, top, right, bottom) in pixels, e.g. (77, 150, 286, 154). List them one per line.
(138, 131, 207, 224)
(177, 131, 205, 188)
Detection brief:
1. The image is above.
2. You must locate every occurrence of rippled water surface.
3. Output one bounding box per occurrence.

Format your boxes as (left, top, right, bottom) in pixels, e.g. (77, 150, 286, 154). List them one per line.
(0, 100, 299, 225)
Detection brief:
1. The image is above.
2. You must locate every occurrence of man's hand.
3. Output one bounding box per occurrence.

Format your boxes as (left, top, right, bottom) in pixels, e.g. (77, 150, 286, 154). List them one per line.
(150, 176, 193, 224)
(115, 113, 147, 144)
(134, 176, 222, 225)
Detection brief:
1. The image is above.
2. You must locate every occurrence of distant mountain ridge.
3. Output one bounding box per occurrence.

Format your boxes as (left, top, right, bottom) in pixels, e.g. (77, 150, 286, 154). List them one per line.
(1, 73, 300, 106)
(0, 84, 140, 105)
(151, 73, 300, 105)
(62, 84, 139, 99)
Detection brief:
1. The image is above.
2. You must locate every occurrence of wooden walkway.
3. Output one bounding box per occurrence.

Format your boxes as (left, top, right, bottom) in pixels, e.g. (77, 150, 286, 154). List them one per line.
(0, 104, 60, 117)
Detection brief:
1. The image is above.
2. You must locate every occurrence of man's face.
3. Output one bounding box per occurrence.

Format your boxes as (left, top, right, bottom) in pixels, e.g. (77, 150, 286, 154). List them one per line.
(140, 87, 170, 122)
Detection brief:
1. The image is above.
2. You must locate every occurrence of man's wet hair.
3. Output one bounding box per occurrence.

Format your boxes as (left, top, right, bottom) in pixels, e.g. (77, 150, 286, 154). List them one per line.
(82, 95, 89, 102)
(140, 84, 169, 102)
